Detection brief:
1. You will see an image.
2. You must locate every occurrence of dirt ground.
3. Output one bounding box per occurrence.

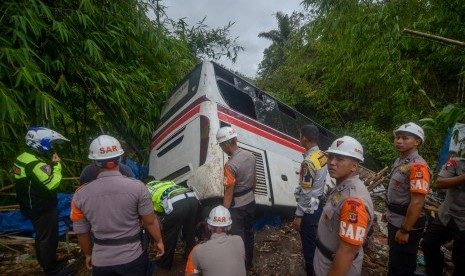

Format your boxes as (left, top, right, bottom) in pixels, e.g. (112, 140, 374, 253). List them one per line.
(0, 218, 390, 276)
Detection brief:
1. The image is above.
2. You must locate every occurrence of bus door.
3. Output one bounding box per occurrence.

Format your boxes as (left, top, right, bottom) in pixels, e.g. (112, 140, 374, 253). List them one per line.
(223, 143, 272, 206)
(265, 150, 300, 208)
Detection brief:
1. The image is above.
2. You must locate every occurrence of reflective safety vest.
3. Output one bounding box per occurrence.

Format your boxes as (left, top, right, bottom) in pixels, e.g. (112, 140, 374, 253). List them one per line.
(12, 150, 63, 219)
(146, 180, 189, 213)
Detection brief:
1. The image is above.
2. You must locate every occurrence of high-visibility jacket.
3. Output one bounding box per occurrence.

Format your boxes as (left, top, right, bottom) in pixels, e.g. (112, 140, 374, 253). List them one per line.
(12, 150, 63, 219)
(146, 180, 189, 213)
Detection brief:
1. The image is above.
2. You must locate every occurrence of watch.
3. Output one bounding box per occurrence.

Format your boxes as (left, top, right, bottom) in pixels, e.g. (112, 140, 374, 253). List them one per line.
(399, 225, 410, 234)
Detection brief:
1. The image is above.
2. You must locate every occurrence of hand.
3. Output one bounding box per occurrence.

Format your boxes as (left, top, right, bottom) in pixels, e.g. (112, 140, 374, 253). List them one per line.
(85, 254, 92, 270)
(395, 230, 409, 244)
(381, 212, 387, 223)
(292, 217, 302, 232)
(154, 241, 165, 258)
(52, 153, 61, 162)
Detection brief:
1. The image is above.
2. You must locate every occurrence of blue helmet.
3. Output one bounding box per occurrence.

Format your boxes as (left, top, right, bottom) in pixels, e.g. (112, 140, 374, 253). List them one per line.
(25, 127, 70, 153)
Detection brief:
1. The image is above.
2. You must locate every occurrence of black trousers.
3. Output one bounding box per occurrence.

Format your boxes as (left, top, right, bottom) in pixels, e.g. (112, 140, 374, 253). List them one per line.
(387, 222, 423, 276)
(300, 208, 323, 276)
(421, 217, 465, 276)
(230, 200, 256, 268)
(92, 251, 148, 276)
(156, 196, 199, 269)
(31, 209, 59, 274)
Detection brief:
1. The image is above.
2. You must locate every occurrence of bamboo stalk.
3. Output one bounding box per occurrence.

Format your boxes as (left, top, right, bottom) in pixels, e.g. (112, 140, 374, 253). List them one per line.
(403, 29, 465, 47)
(0, 184, 14, 192)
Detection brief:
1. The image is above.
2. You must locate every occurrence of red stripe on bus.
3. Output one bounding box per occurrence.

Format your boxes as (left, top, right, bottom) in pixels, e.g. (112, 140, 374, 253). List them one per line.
(218, 111, 305, 153)
(151, 105, 201, 150)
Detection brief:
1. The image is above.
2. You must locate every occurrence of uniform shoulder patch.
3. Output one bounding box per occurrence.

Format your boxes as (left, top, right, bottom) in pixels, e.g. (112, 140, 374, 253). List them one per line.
(339, 197, 369, 246)
(445, 159, 457, 170)
(12, 165, 21, 175)
(40, 164, 51, 175)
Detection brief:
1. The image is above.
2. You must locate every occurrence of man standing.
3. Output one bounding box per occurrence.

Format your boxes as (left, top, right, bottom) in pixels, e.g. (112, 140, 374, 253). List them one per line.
(421, 147, 465, 275)
(70, 135, 164, 275)
(144, 176, 199, 270)
(185, 205, 246, 276)
(13, 126, 74, 276)
(292, 124, 328, 275)
(386, 122, 431, 275)
(313, 136, 374, 276)
(217, 126, 256, 269)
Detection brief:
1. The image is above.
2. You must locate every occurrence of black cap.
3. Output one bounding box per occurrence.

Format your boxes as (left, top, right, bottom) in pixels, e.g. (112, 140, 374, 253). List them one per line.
(301, 124, 319, 142)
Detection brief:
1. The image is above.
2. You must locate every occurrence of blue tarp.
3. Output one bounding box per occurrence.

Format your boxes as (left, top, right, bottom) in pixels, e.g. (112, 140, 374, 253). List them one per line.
(0, 193, 73, 237)
(124, 157, 148, 180)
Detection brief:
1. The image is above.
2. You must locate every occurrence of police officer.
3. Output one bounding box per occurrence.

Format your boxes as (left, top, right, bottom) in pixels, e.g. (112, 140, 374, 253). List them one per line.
(385, 122, 431, 275)
(70, 135, 164, 275)
(421, 146, 465, 275)
(12, 127, 75, 276)
(217, 126, 256, 269)
(144, 176, 199, 270)
(313, 136, 374, 276)
(292, 124, 328, 275)
(185, 205, 246, 276)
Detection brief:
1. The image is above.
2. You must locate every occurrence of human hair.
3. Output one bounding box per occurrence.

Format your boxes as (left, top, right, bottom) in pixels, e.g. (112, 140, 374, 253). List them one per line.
(301, 124, 319, 143)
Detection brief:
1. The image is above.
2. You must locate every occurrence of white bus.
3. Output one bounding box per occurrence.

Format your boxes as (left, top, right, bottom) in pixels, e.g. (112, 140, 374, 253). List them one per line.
(149, 61, 378, 212)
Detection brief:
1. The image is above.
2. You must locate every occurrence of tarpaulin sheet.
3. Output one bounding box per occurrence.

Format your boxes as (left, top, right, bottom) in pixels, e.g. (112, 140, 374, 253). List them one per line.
(0, 193, 73, 237)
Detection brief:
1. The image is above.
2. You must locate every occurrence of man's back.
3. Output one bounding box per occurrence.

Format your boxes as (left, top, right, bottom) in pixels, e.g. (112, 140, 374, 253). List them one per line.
(71, 170, 154, 267)
(186, 233, 246, 276)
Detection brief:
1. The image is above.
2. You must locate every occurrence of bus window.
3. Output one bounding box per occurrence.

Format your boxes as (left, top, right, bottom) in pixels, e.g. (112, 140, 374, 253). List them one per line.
(213, 63, 235, 84)
(159, 63, 202, 125)
(217, 80, 257, 119)
(277, 102, 299, 139)
(254, 94, 284, 133)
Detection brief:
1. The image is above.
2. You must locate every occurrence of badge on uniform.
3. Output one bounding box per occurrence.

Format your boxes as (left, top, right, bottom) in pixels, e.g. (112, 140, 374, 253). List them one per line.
(330, 192, 341, 206)
(415, 168, 423, 179)
(301, 163, 313, 189)
(400, 164, 408, 173)
(40, 165, 51, 175)
(445, 159, 457, 170)
(348, 209, 358, 223)
(12, 165, 21, 175)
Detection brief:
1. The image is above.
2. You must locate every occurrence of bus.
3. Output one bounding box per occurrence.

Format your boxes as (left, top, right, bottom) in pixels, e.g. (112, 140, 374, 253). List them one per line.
(149, 61, 379, 212)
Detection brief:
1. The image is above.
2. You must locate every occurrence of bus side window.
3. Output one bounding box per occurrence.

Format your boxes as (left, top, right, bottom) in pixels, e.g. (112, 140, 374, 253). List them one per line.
(217, 80, 257, 119)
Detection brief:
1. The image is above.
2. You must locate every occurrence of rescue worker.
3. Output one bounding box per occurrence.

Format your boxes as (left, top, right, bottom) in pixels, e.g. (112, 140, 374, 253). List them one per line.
(292, 124, 328, 276)
(185, 205, 246, 276)
(79, 157, 134, 184)
(421, 144, 465, 275)
(144, 175, 199, 270)
(70, 135, 164, 275)
(385, 122, 431, 275)
(12, 126, 75, 276)
(313, 136, 374, 276)
(217, 126, 256, 269)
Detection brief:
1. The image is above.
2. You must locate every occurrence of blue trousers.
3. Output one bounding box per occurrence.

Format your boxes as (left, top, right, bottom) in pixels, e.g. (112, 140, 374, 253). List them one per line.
(300, 208, 322, 276)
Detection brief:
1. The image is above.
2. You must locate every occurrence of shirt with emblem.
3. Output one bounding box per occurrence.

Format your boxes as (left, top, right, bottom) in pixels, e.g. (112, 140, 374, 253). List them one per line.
(295, 146, 328, 216)
(314, 174, 374, 276)
(223, 148, 256, 208)
(386, 150, 431, 229)
(437, 157, 465, 231)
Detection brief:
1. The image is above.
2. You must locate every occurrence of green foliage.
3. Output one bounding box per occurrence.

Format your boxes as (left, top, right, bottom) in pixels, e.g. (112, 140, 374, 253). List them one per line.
(171, 17, 244, 63)
(257, 0, 465, 167)
(346, 122, 397, 167)
(0, 0, 198, 188)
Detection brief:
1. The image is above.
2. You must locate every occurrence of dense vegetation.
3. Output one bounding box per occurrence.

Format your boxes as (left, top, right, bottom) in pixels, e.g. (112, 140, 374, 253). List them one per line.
(2, 0, 465, 194)
(0, 0, 242, 191)
(257, 0, 465, 169)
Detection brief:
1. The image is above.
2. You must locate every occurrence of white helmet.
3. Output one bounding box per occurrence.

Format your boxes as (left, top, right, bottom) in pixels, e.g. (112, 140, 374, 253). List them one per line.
(394, 122, 424, 143)
(326, 136, 364, 162)
(88, 135, 124, 160)
(216, 126, 237, 144)
(26, 127, 69, 153)
(207, 206, 232, 227)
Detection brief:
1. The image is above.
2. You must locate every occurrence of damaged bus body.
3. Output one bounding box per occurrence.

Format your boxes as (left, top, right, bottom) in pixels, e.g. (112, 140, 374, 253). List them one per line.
(149, 61, 377, 213)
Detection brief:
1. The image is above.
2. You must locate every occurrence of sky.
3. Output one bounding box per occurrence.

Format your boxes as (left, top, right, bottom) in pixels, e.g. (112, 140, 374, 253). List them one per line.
(160, 0, 304, 78)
